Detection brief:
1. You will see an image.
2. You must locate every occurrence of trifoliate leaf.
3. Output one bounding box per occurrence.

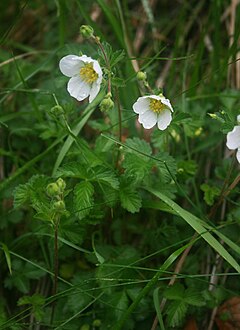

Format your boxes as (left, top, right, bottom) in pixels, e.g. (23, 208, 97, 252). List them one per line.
(73, 181, 94, 220)
(200, 183, 220, 206)
(18, 294, 45, 321)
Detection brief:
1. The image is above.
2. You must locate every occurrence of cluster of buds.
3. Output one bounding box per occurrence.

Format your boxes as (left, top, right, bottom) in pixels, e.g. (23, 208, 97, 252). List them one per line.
(46, 178, 67, 214)
(99, 92, 114, 112)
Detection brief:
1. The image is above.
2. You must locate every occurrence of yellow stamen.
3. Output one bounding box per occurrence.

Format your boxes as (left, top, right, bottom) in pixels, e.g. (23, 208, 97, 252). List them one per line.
(149, 98, 165, 114)
(80, 63, 98, 84)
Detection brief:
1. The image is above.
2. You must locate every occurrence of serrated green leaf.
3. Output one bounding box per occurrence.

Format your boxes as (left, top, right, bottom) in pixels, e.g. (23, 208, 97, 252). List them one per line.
(13, 175, 47, 208)
(166, 300, 188, 328)
(123, 153, 152, 183)
(119, 185, 142, 213)
(184, 288, 205, 306)
(55, 162, 88, 179)
(155, 152, 177, 182)
(125, 137, 152, 156)
(92, 166, 119, 189)
(164, 283, 185, 300)
(73, 181, 94, 219)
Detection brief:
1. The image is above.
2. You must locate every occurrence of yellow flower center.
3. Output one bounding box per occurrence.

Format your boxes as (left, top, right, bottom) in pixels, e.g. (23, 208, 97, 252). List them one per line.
(149, 98, 165, 114)
(79, 63, 98, 84)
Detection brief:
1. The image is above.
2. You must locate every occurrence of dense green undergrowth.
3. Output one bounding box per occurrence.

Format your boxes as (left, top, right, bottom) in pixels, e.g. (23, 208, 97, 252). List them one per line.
(1, 1, 240, 329)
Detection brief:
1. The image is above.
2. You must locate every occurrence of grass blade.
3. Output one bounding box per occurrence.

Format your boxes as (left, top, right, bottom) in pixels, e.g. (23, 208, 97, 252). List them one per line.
(147, 187, 240, 273)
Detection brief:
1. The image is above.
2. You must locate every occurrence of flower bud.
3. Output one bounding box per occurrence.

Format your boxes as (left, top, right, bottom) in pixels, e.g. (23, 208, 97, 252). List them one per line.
(92, 319, 101, 327)
(79, 25, 94, 38)
(99, 94, 114, 112)
(137, 71, 147, 81)
(50, 105, 64, 118)
(56, 178, 66, 192)
(80, 325, 90, 330)
(53, 200, 65, 211)
(46, 183, 59, 197)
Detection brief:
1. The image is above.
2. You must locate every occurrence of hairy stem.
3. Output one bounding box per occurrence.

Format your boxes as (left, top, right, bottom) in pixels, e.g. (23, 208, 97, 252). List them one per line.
(51, 217, 59, 324)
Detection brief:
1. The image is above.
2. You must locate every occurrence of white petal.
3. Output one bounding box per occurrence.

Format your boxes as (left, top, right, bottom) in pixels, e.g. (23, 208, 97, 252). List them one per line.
(59, 55, 83, 77)
(237, 115, 240, 124)
(67, 76, 91, 101)
(92, 60, 103, 79)
(157, 109, 172, 130)
(148, 95, 161, 101)
(236, 148, 240, 163)
(138, 110, 157, 129)
(89, 82, 101, 103)
(159, 97, 173, 112)
(226, 126, 240, 150)
(133, 97, 150, 114)
(78, 55, 96, 63)
(148, 94, 173, 112)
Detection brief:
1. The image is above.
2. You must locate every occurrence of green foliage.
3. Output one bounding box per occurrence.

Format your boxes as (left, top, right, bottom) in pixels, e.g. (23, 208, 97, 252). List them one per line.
(4, 260, 45, 294)
(17, 294, 45, 321)
(119, 179, 142, 213)
(164, 284, 205, 327)
(2, 1, 240, 329)
(73, 181, 94, 219)
(200, 183, 221, 206)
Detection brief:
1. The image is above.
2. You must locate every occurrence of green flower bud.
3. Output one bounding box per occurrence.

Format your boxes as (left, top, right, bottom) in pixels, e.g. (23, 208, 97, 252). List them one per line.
(100, 94, 114, 112)
(80, 325, 90, 330)
(80, 25, 94, 38)
(56, 178, 66, 192)
(92, 319, 101, 327)
(46, 183, 59, 197)
(53, 200, 65, 211)
(137, 71, 147, 81)
(50, 105, 64, 117)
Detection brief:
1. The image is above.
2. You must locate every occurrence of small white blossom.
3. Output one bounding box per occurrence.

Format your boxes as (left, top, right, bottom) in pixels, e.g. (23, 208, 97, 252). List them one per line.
(59, 55, 102, 103)
(226, 115, 240, 163)
(133, 94, 173, 130)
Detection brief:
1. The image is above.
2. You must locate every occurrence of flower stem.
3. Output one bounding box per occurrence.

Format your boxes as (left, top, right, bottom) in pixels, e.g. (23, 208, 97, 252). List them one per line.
(94, 37, 111, 94)
(51, 217, 59, 324)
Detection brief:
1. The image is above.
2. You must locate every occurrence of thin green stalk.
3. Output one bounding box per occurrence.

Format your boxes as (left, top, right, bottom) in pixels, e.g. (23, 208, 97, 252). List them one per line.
(94, 36, 111, 93)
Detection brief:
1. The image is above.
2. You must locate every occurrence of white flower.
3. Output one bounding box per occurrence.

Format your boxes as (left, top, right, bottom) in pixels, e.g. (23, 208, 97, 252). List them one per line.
(59, 54, 103, 103)
(133, 94, 173, 130)
(226, 115, 240, 163)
